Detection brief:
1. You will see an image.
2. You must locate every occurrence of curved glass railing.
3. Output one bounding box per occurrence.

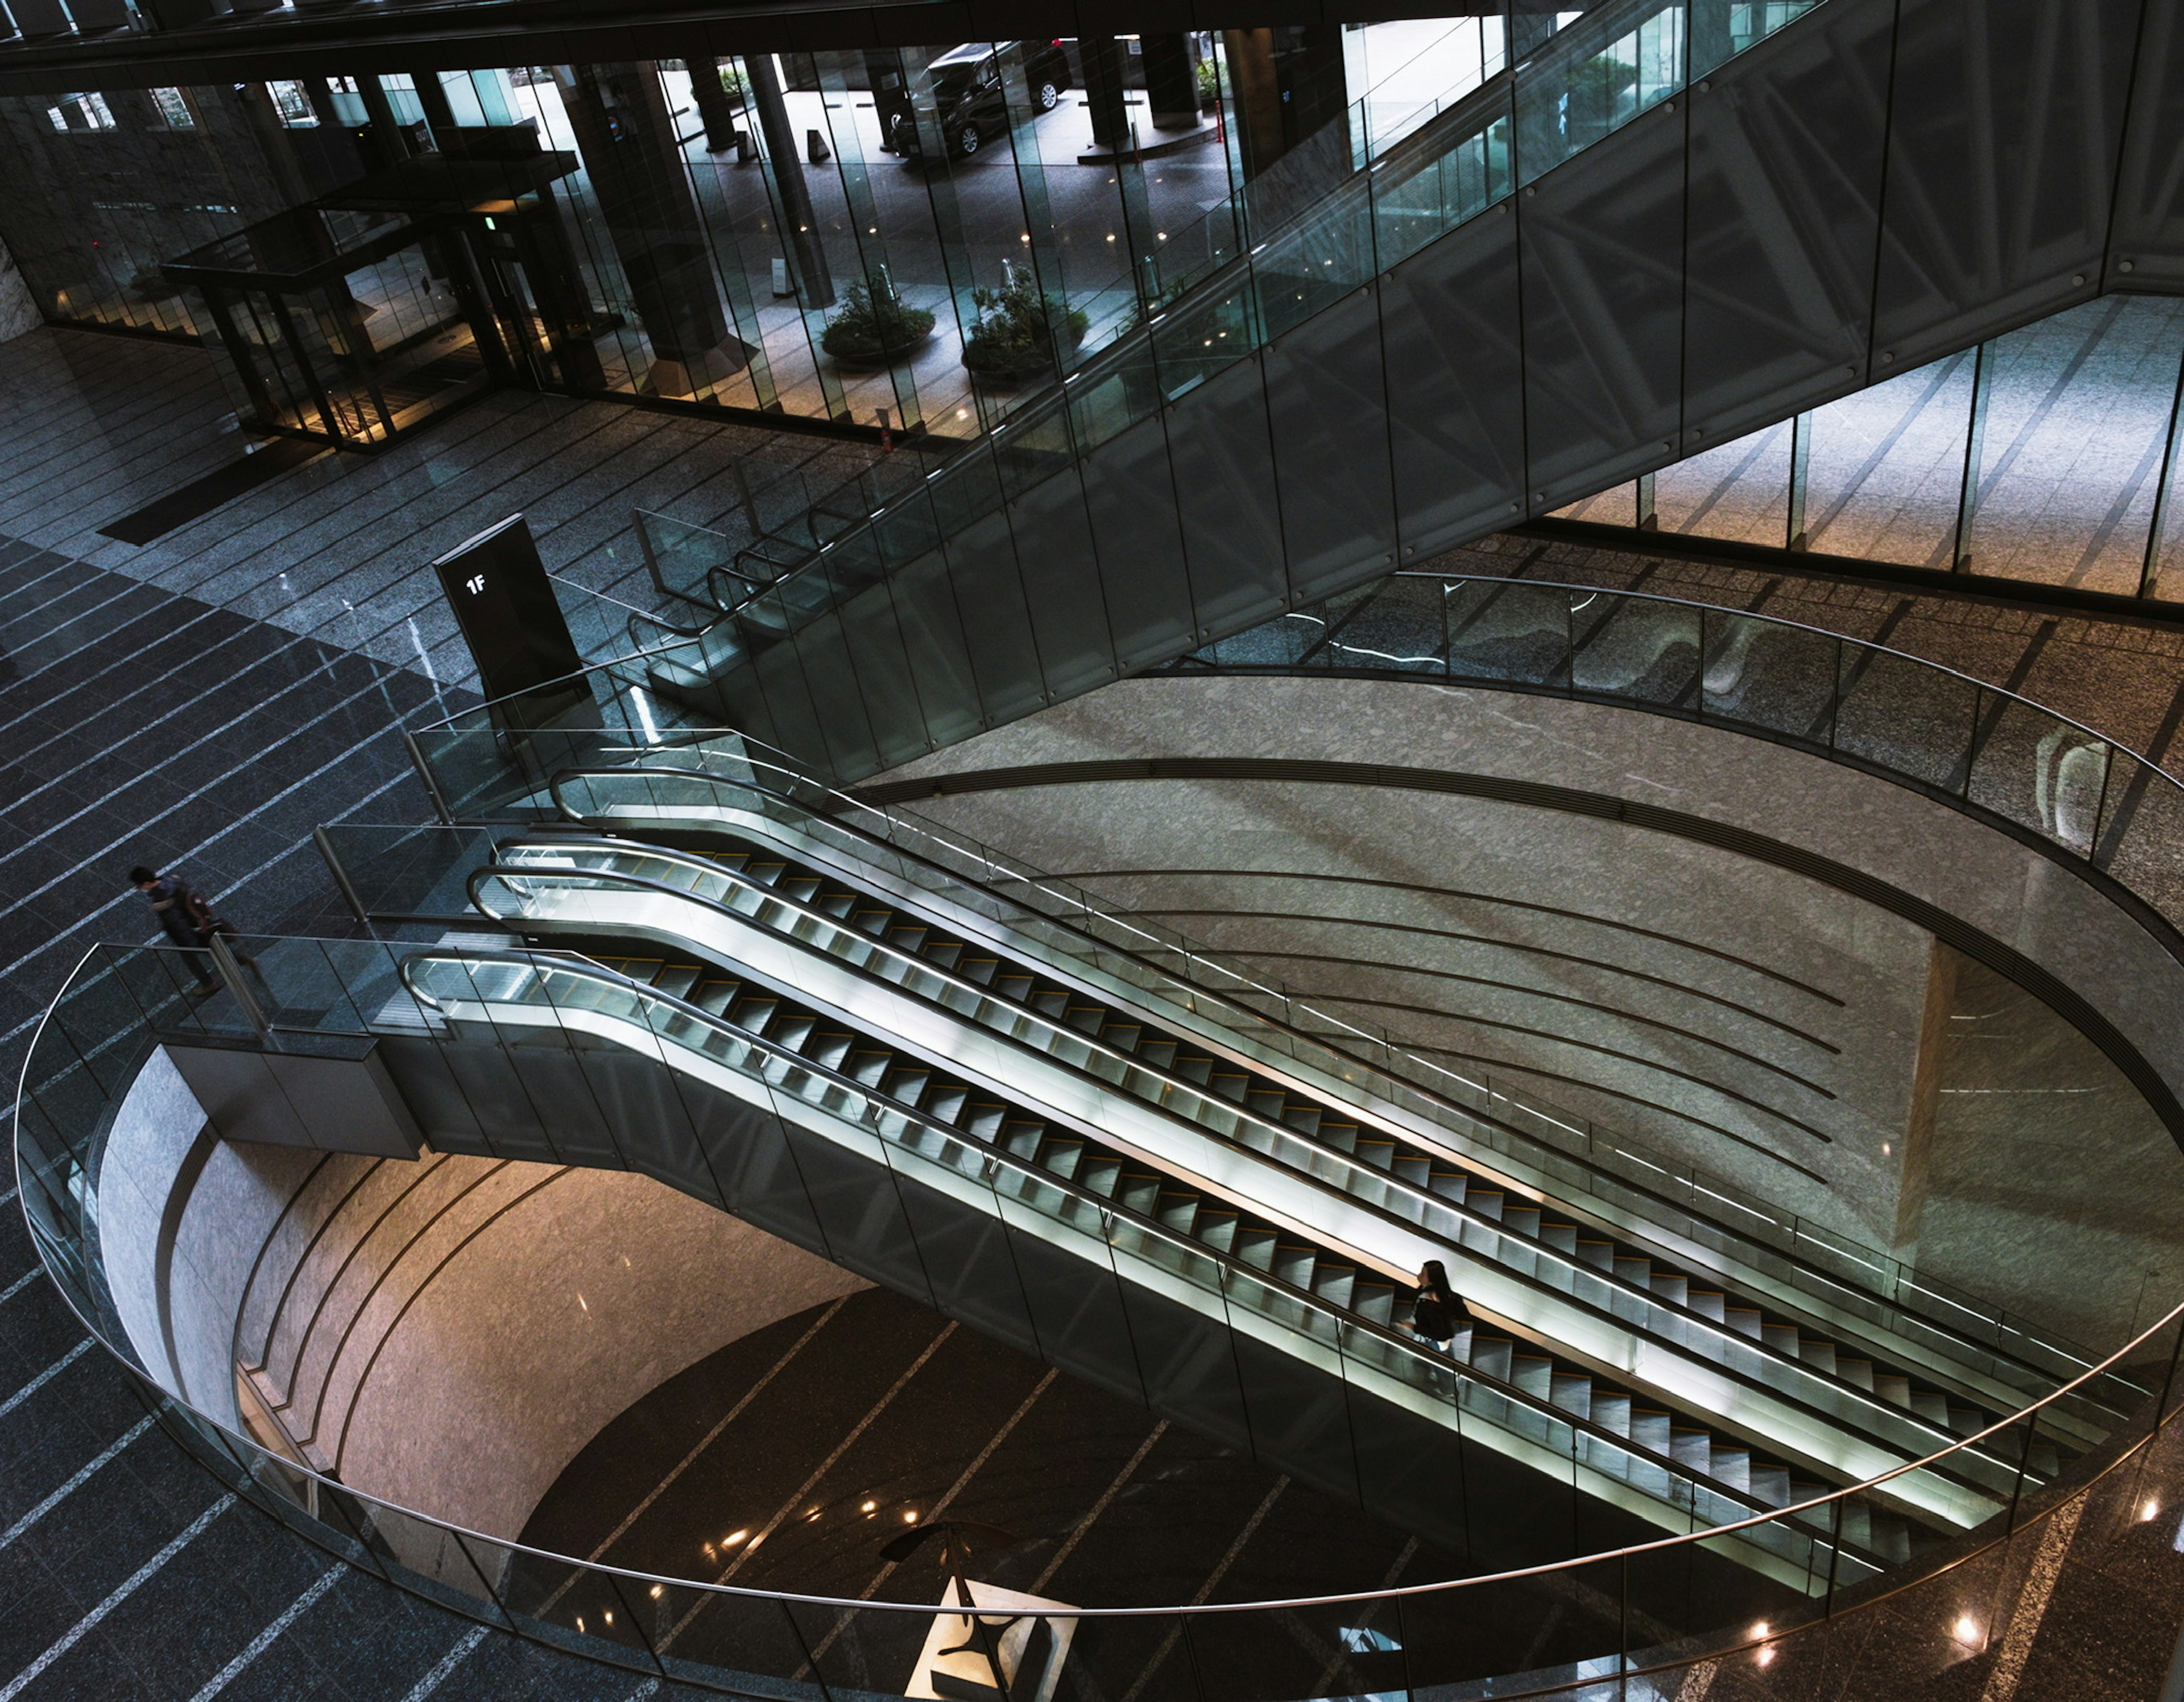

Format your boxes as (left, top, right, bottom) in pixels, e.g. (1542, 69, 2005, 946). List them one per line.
(470, 838, 2124, 1476)
(14, 930, 2184, 1699)
(528, 751, 2121, 1405)
(401, 651, 2131, 1405)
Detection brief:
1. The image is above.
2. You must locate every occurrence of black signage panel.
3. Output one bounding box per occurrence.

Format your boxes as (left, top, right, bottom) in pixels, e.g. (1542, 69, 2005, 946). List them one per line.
(432, 514, 586, 715)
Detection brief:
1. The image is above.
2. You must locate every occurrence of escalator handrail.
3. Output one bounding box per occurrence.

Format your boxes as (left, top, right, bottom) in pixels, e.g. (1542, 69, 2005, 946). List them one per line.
(470, 845, 2106, 1465)
(543, 756, 2112, 1395)
(397, 939, 1862, 1534)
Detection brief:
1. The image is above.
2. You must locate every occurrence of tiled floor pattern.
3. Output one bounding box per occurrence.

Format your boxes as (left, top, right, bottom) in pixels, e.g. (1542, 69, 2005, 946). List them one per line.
(0, 324, 898, 1702)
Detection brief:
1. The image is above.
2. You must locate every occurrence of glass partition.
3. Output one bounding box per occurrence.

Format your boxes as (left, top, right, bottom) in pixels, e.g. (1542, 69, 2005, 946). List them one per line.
(15, 925, 2184, 1698)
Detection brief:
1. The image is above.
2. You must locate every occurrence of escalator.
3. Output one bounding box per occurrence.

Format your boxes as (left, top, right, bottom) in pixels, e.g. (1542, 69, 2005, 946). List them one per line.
(606, 0, 2155, 788)
(397, 938, 1915, 1588)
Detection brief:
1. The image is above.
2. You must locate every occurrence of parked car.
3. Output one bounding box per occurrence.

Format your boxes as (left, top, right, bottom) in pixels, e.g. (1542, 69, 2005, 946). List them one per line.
(890, 40, 1073, 160)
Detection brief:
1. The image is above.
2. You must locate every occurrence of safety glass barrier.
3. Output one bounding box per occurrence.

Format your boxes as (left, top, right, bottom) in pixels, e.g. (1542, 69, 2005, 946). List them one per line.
(596, 0, 1829, 669)
(470, 843, 2100, 1484)
(19, 931, 2184, 1700)
(532, 736, 2117, 1419)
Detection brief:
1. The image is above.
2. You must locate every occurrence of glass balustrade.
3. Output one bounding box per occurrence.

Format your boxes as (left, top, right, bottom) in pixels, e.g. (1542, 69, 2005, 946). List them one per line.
(15, 931, 2184, 1701)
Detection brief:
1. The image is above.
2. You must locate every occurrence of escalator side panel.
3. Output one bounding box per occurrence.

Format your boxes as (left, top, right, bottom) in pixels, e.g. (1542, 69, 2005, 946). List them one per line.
(890, 1161, 1048, 1356)
(788, 616, 891, 783)
(1076, 412, 1200, 674)
(833, 588, 934, 773)
(2112, 0, 2184, 291)
(1873, 0, 2144, 371)
(1001, 462, 1122, 701)
(994, 1210, 1152, 1409)
(1164, 353, 1292, 636)
(1111, 1274, 1258, 1453)
(1681, 0, 1893, 438)
(1382, 206, 1528, 561)
(1518, 100, 1690, 506)
(886, 550, 989, 752)
(776, 1119, 941, 1311)
(746, 640, 832, 781)
(1263, 286, 1401, 604)
(939, 506, 1048, 728)
(1229, 1327, 1366, 1505)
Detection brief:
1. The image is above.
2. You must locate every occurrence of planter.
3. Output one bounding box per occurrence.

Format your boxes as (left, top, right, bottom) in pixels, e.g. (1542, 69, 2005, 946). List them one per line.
(825, 329, 936, 371)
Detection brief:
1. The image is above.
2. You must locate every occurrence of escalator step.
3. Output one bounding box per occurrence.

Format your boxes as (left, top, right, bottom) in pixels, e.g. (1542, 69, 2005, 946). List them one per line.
(1035, 1133, 1082, 1175)
(884, 1067, 932, 1105)
(1761, 1324, 1802, 1356)
(1101, 1022, 1145, 1051)
(815, 891, 854, 918)
(886, 925, 930, 952)
(1173, 1055, 1214, 1086)
(1511, 1355, 1553, 1399)
(1726, 1307, 1765, 1340)
(1592, 1394, 1632, 1435)
(1470, 1191, 1504, 1221)
(928, 1087, 969, 1125)
(731, 996, 780, 1034)
(1426, 1169, 1466, 1202)
(1800, 1340, 1838, 1376)
(1711, 1448, 1751, 1494)
(1354, 1281, 1395, 1323)
(1315, 1266, 1356, 1308)
(1320, 1121, 1360, 1154)
(1470, 1337, 1513, 1381)
(689, 981, 738, 1016)
(996, 973, 1036, 1001)
(779, 876, 822, 903)
(1116, 1173, 1163, 1216)
(958, 957, 1000, 986)
(1503, 1205, 1541, 1239)
(653, 963, 700, 1000)
(923, 941, 966, 971)
(1390, 1152, 1429, 1186)
(1837, 1357, 1875, 1392)
(1080, 1157, 1123, 1197)
(1355, 1138, 1396, 1171)
(1235, 1228, 1277, 1270)
(1750, 1467, 1792, 1507)
(1155, 1191, 1199, 1233)
(1549, 1373, 1592, 1419)
(1649, 1274, 1688, 1307)
(1245, 1088, 1288, 1121)
(850, 907, 893, 937)
(1669, 1429, 1711, 1472)
(771, 1016, 814, 1051)
(1271, 1243, 1318, 1289)
(1874, 1374, 1913, 1407)
(1029, 989, 1069, 1019)
(1689, 1291, 1727, 1322)
(1197, 1209, 1240, 1253)
(1540, 1223, 1578, 1253)
(1065, 1004, 1107, 1035)
(1612, 1256, 1653, 1288)
(845, 1050, 892, 1087)
(999, 1122, 1044, 1160)
(1209, 1072, 1250, 1104)
(1138, 1038, 1177, 1069)
(1575, 1240, 1614, 1271)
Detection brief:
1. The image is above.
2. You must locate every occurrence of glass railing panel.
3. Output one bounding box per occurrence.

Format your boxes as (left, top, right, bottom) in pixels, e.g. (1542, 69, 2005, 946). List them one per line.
(1831, 647, 1980, 794)
(1571, 591, 1702, 706)
(1515, 0, 1687, 186)
(1701, 608, 1840, 740)
(1443, 578, 1575, 687)
(1150, 278, 1261, 404)
(1371, 108, 1514, 272)
(1966, 694, 2115, 859)
(1254, 185, 1380, 345)
(2091, 760, 2184, 927)
(1321, 570, 1446, 672)
(634, 509, 742, 608)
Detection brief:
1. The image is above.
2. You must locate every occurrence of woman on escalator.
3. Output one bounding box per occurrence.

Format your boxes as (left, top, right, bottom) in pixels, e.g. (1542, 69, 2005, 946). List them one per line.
(1409, 1259, 1471, 1347)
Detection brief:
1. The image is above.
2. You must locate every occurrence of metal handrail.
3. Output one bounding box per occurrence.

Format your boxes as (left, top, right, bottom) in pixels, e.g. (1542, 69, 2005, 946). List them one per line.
(12, 922, 2179, 1624)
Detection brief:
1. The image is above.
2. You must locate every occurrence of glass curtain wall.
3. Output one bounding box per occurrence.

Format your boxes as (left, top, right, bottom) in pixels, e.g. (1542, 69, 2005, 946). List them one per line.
(1553, 295, 2184, 603)
(0, 16, 1551, 438)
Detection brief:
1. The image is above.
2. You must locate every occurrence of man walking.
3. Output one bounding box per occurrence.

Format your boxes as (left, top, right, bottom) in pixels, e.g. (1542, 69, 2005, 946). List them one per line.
(129, 865, 253, 997)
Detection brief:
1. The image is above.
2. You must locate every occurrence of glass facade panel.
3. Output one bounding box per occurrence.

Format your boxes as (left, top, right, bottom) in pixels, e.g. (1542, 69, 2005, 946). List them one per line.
(1961, 297, 2184, 595)
(1657, 419, 1793, 544)
(1802, 351, 1976, 567)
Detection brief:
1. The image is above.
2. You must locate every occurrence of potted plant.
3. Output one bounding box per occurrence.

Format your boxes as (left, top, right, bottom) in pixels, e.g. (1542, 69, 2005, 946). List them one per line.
(821, 268, 937, 368)
(959, 262, 1089, 385)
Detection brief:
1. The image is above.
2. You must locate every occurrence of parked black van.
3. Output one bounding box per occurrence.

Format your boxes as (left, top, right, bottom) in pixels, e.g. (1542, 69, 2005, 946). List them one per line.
(889, 40, 1074, 160)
